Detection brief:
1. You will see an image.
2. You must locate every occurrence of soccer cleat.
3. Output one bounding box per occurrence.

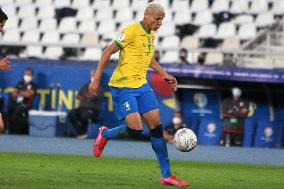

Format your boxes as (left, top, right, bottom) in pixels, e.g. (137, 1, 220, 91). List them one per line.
(93, 126, 108, 158)
(160, 175, 189, 187)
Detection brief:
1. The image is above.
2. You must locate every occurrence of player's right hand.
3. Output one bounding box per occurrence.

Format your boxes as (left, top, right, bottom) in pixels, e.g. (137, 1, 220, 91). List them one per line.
(88, 80, 100, 96)
(0, 57, 11, 70)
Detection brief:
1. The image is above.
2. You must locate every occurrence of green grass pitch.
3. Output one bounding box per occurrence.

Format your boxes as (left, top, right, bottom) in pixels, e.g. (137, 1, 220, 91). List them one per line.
(0, 152, 283, 189)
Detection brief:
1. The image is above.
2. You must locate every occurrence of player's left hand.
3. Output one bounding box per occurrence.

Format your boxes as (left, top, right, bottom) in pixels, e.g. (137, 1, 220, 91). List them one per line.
(0, 57, 11, 71)
(164, 74, 177, 91)
(88, 79, 100, 96)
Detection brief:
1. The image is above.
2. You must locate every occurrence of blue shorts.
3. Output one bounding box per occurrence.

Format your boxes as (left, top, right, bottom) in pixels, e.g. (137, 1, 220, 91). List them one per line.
(109, 83, 159, 120)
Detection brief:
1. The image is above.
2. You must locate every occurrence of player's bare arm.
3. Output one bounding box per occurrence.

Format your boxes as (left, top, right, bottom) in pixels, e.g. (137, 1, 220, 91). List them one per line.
(89, 42, 120, 96)
(0, 114, 4, 133)
(0, 57, 11, 70)
(149, 57, 177, 90)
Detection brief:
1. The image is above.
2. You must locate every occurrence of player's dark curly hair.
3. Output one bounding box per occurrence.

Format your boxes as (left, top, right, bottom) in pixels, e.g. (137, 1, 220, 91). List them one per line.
(0, 8, 8, 22)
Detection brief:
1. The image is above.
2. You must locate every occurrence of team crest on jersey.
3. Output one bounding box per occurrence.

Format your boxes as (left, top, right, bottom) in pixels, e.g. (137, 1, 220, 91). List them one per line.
(118, 33, 125, 42)
(124, 101, 131, 111)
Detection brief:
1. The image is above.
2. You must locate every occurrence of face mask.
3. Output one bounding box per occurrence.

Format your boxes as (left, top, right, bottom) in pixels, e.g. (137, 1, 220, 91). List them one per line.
(23, 75, 32, 83)
(173, 117, 182, 125)
(232, 88, 241, 97)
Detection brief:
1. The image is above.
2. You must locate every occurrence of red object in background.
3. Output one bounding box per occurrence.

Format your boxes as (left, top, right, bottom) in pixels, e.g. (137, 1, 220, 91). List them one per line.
(150, 74, 173, 97)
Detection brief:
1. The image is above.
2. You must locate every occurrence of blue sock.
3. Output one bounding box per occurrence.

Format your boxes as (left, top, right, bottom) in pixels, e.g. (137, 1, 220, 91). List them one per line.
(102, 124, 127, 139)
(150, 125, 172, 178)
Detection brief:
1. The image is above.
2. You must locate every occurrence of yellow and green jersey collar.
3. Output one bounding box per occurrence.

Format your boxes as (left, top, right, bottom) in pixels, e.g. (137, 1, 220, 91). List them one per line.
(139, 22, 151, 35)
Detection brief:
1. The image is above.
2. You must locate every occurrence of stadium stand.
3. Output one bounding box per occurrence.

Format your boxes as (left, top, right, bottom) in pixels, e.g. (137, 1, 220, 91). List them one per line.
(0, 0, 283, 65)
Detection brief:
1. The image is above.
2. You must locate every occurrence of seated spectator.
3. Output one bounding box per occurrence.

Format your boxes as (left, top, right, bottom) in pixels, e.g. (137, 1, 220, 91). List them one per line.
(197, 52, 206, 65)
(7, 67, 37, 135)
(67, 70, 104, 139)
(221, 87, 249, 147)
(163, 111, 185, 143)
(178, 48, 190, 64)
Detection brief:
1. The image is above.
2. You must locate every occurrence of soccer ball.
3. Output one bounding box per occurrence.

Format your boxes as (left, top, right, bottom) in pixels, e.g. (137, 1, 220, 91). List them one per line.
(173, 128, 197, 152)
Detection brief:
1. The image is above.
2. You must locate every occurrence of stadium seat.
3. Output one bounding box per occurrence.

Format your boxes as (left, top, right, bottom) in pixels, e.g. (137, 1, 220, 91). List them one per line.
(80, 32, 99, 46)
(92, 0, 111, 9)
(216, 22, 236, 39)
(190, 0, 209, 13)
(156, 22, 175, 37)
(196, 24, 217, 38)
(134, 9, 145, 22)
(205, 52, 224, 65)
(241, 58, 273, 69)
(211, 0, 230, 13)
(112, 0, 130, 9)
(18, 5, 36, 18)
(131, 0, 148, 11)
(153, 0, 171, 9)
(103, 30, 118, 39)
(115, 9, 133, 23)
(238, 23, 257, 40)
(78, 20, 96, 33)
(254, 121, 283, 148)
(38, 18, 57, 31)
(187, 52, 200, 64)
(34, 0, 53, 6)
(171, 0, 190, 12)
(173, 9, 192, 25)
(20, 18, 38, 31)
(193, 10, 213, 25)
(71, 0, 90, 8)
(274, 59, 284, 69)
(21, 30, 40, 43)
(221, 37, 240, 50)
(44, 46, 64, 59)
(80, 48, 102, 61)
(117, 21, 133, 32)
(76, 7, 94, 21)
(163, 9, 174, 22)
(95, 8, 113, 21)
(14, 0, 33, 6)
(255, 12, 275, 28)
(160, 50, 179, 63)
(37, 6, 55, 19)
(0, 0, 14, 6)
(160, 35, 180, 49)
(3, 17, 19, 30)
(97, 20, 116, 35)
(197, 118, 222, 146)
(58, 17, 77, 33)
(62, 33, 80, 45)
(1, 5, 16, 17)
(271, 0, 284, 15)
(249, 0, 268, 14)
(230, 0, 249, 14)
(53, 0, 71, 8)
(26, 46, 44, 58)
(232, 14, 254, 25)
(180, 36, 199, 49)
(2, 30, 20, 43)
(41, 31, 60, 44)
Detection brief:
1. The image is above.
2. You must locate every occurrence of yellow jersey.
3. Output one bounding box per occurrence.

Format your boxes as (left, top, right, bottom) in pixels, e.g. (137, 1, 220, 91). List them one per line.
(108, 22, 155, 88)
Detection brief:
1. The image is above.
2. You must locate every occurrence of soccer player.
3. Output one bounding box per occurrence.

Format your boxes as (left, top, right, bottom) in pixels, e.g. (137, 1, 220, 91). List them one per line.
(89, 2, 189, 187)
(0, 8, 11, 71)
